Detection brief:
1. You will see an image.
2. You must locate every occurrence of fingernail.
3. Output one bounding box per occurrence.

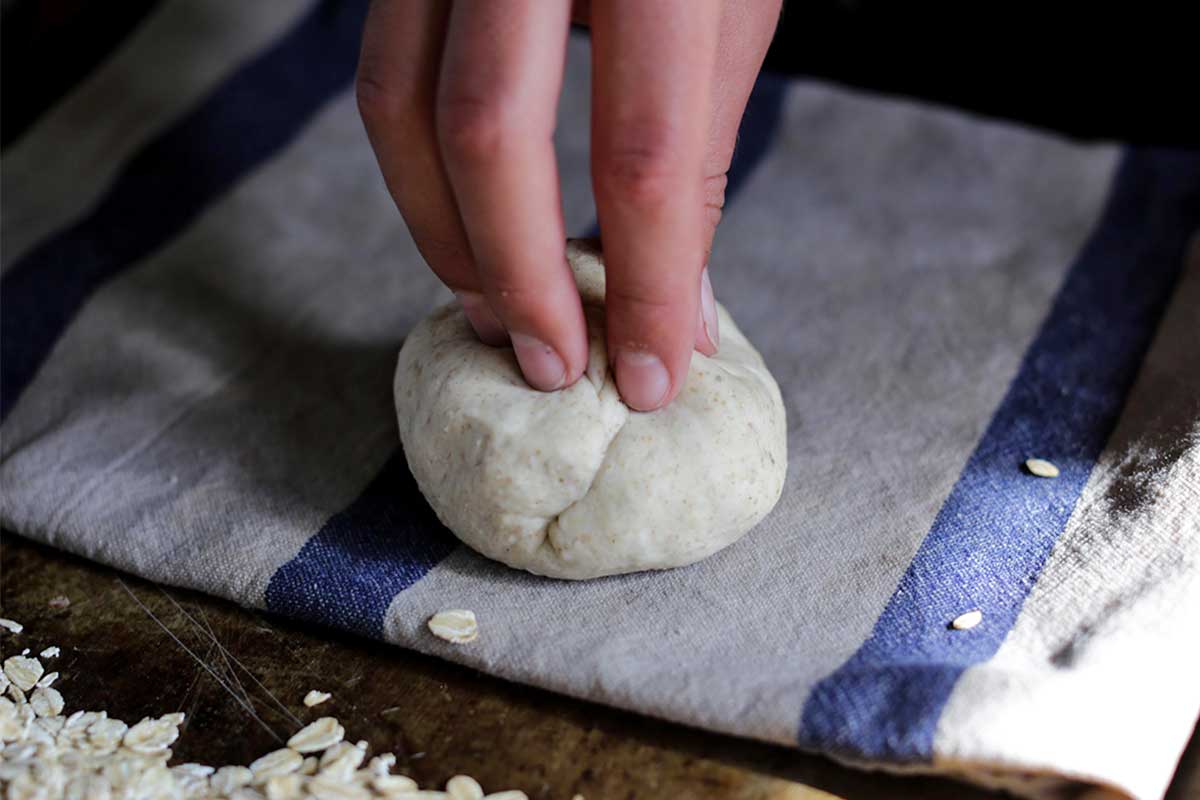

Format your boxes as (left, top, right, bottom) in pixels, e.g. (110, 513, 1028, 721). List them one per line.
(700, 267, 719, 351)
(511, 332, 566, 391)
(616, 350, 670, 411)
(455, 291, 507, 346)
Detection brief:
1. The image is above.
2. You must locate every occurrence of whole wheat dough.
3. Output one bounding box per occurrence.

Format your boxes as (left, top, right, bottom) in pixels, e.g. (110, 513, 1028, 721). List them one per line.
(394, 240, 787, 579)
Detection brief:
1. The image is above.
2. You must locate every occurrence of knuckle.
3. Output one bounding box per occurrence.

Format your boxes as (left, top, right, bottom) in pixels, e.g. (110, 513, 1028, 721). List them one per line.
(703, 173, 728, 213)
(354, 68, 415, 129)
(437, 91, 518, 162)
(704, 173, 727, 232)
(606, 285, 677, 314)
(598, 133, 685, 208)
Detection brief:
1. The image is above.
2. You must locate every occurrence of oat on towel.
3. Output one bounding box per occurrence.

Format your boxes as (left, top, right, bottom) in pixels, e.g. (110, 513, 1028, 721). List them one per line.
(2, 3, 1198, 798)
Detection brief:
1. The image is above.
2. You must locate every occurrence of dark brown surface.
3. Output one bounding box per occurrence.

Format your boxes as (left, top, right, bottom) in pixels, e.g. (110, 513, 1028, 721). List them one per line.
(2, 533, 1196, 800)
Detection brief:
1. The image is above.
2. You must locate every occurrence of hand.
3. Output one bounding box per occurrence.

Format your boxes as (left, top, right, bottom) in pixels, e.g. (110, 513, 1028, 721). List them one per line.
(356, 0, 781, 410)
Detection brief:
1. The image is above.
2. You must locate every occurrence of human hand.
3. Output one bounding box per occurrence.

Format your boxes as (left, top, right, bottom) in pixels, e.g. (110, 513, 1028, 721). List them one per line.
(356, 0, 781, 410)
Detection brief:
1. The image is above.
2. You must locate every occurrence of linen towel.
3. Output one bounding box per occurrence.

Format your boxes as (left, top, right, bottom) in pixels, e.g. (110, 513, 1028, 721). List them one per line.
(3, 3, 1198, 797)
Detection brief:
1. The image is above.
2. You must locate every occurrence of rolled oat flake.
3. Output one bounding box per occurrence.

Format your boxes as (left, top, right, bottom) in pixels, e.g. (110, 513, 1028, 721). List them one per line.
(952, 610, 984, 630)
(249, 747, 304, 778)
(428, 609, 479, 644)
(4, 655, 44, 691)
(447, 774, 485, 800)
(1024, 458, 1060, 478)
(2, 621, 535, 798)
(287, 716, 345, 753)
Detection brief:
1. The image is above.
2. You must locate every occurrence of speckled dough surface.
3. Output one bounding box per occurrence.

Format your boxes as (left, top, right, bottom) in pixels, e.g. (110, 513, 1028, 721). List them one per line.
(394, 240, 788, 579)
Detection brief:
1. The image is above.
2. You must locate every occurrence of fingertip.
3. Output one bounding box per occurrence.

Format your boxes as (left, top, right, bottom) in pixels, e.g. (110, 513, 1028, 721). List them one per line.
(500, 279, 589, 393)
(614, 350, 672, 411)
(511, 332, 567, 392)
(604, 285, 699, 410)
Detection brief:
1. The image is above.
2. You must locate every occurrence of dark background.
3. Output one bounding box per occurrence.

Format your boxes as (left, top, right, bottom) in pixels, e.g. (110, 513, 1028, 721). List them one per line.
(763, 1, 1198, 148)
(4, 0, 1197, 152)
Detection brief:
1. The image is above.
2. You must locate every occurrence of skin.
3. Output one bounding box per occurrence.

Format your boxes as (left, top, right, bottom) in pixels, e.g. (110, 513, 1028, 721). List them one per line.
(357, 0, 781, 411)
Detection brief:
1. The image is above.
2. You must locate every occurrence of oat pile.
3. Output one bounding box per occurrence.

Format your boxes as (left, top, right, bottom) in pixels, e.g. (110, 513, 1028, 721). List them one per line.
(0, 619, 530, 799)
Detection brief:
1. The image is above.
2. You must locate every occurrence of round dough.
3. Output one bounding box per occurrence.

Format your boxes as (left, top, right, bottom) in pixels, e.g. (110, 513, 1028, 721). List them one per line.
(394, 240, 787, 579)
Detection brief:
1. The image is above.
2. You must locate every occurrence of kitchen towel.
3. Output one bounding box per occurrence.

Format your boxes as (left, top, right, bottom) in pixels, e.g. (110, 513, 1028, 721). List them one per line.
(3, 3, 1198, 798)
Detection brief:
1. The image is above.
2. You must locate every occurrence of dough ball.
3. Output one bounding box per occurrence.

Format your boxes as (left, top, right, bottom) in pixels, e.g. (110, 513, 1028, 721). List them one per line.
(394, 240, 787, 580)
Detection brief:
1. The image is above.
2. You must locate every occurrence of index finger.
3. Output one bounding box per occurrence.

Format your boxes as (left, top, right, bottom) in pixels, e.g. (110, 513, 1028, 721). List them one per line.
(437, 0, 588, 392)
(590, 0, 720, 411)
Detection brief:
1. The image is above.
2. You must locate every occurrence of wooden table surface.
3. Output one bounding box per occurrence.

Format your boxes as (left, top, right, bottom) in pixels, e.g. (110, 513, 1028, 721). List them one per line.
(3, 534, 1197, 800)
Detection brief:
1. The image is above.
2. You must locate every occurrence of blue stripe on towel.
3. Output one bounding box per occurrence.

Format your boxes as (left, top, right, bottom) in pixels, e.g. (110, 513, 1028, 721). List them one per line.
(0, 0, 367, 422)
(798, 148, 1200, 761)
(267, 71, 793, 637)
(265, 452, 458, 639)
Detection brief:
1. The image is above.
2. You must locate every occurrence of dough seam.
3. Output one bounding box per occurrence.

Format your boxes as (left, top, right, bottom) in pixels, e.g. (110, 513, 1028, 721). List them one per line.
(537, 372, 630, 558)
(395, 239, 788, 579)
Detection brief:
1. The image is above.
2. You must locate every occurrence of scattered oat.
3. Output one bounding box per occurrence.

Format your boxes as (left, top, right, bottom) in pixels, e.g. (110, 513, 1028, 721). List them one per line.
(288, 716, 345, 753)
(951, 610, 984, 630)
(64, 709, 96, 729)
(4, 655, 45, 691)
(172, 761, 216, 795)
(48, 595, 71, 611)
(307, 773, 373, 799)
(319, 740, 366, 779)
(249, 747, 304, 780)
(123, 715, 182, 753)
(427, 609, 479, 643)
(39, 646, 61, 659)
(266, 772, 305, 799)
(29, 687, 65, 718)
(448, 774, 485, 799)
(374, 774, 420, 795)
(173, 762, 216, 779)
(369, 753, 397, 776)
(212, 765, 255, 794)
(7, 681, 28, 705)
(0, 624, 534, 799)
(1024, 458, 1060, 478)
(0, 618, 23, 634)
(35, 714, 66, 739)
(89, 715, 129, 748)
(304, 689, 332, 708)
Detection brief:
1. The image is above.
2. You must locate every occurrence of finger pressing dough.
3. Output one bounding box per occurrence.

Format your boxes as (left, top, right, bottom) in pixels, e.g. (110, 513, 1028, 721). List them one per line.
(394, 240, 787, 579)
